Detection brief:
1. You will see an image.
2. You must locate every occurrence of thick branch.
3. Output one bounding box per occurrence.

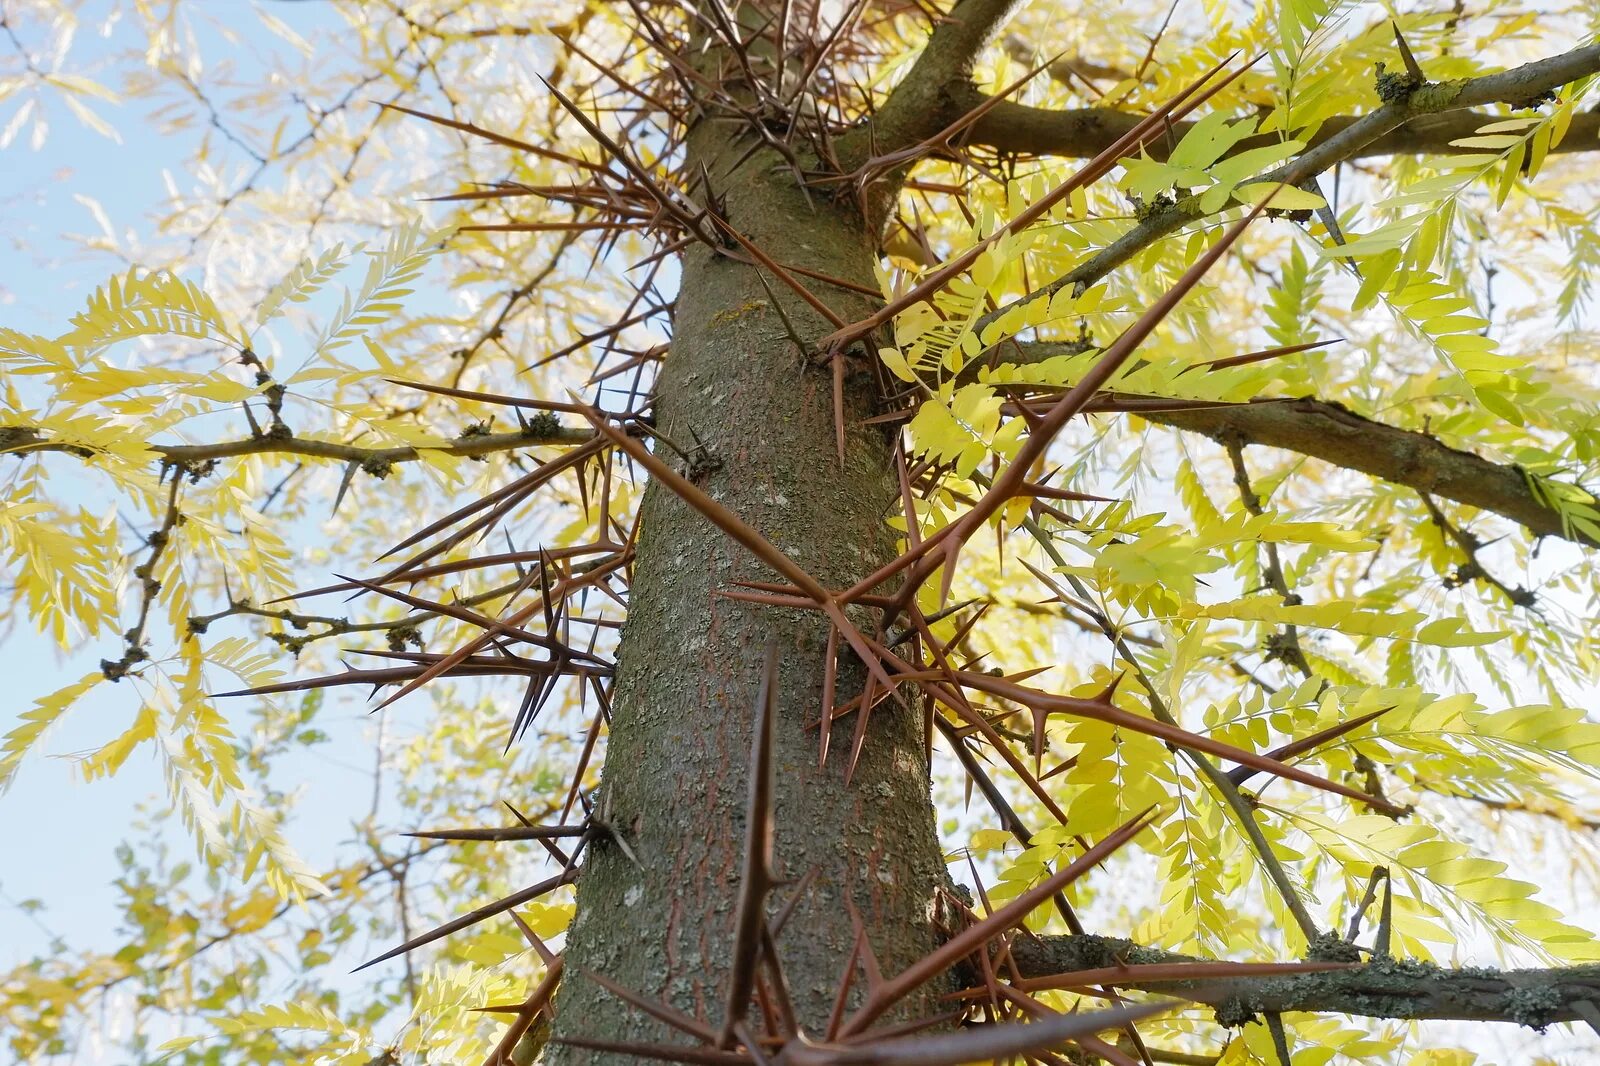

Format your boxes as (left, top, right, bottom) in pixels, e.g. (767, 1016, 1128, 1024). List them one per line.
(1136, 397, 1599, 549)
(973, 42, 1600, 334)
(0, 424, 593, 470)
(960, 97, 1600, 161)
(1005, 934, 1600, 1028)
(861, 0, 1021, 156)
(980, 345, 1598, 549)
(954, 41, 1600, 159)
(952, 47, 1600, 556)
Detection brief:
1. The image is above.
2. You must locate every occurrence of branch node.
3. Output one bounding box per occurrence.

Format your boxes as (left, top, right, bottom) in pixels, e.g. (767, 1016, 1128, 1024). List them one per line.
(1374, 62, 1426, 105)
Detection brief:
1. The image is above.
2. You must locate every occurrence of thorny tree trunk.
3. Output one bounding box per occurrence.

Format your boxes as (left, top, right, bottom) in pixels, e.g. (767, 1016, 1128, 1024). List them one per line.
(542, 124, 948, 1058)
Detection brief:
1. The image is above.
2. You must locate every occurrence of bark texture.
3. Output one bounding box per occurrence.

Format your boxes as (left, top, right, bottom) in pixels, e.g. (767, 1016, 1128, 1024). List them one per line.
(545, 131, 947, 1058)
(996, 343, 1600, 550)
(1007, 935, 1600, 1028)
(1140, 398, 1600, 547)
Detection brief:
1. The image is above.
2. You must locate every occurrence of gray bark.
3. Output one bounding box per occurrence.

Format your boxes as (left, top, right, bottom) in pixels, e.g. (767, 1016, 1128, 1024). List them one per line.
(1008, 934, 1600, 1029)
(545, 128, 947, 1059)
(994, 340, 1599, 549)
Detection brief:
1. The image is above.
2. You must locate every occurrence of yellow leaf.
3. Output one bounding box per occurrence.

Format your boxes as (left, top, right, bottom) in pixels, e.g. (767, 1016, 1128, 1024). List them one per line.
(1234, 183, 1326, 210)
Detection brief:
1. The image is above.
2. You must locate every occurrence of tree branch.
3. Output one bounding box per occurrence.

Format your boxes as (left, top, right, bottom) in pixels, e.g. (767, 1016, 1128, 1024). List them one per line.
(0, 423, 594, 471)
(101, 473, 185, 680)
(957, 96, 1600, 161)
(989, 340, 1598, 549)
(970, 42, 1600, 335)
(1418, 491, 1538, 606)
(951, 40, 1600, 159)
(1003, 933, 1600, 1029)
(859, 0, 1022, 156)
(186, 574, 530, 654)
(946, 47, 1600, 557)
(1138, 397, 1600, 549)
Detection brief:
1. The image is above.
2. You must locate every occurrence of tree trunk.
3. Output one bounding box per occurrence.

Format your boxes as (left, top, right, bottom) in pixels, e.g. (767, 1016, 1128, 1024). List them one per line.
(544, 126, 947, 1058)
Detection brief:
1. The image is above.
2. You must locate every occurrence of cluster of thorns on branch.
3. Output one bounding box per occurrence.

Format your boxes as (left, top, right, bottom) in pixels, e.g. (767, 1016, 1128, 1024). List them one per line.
(203, 2, 1600, 1063)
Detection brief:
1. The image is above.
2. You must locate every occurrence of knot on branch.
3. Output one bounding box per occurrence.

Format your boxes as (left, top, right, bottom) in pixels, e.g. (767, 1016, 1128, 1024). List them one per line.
(361, 455, 395, 479)
(1132, 192, 1175, 221)
(521, 411, 563, 439)
(1305, 931, 1364, 963)
(457, 420, 494, 461)
(0, 426, 42, 450)
(101, 643, 148, 681)
(267, 631, 311, 656)
(241, 350, 291, 439)
(1375, 62, 1426, 104)
(1263, 630, 1303, 664)
(1214, 995, 1261, 1030)
(175, 457, 218, 481)
(386, 625, 423, 652)
(1510, 87, 1560, 111)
